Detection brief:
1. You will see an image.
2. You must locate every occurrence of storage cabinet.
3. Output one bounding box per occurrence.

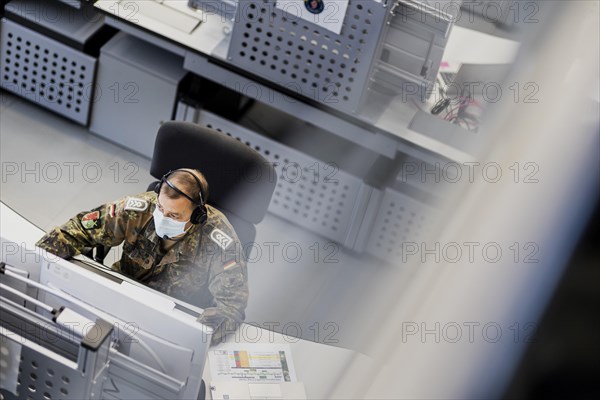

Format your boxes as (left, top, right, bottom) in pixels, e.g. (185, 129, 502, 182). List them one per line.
(89, 32, 187, 158)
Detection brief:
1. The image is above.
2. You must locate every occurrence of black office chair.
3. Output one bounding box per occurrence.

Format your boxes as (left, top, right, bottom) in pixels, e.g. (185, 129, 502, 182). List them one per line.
(92, 121, 276, 262)
(149, 121, 276, 248)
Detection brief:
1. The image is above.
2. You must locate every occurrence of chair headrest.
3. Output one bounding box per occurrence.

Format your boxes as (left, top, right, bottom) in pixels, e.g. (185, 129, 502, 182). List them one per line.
(150, 121, 276, 224)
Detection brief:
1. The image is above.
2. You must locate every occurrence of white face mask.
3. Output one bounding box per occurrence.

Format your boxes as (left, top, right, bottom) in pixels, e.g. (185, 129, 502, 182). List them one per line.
(153, 206, 189, 239)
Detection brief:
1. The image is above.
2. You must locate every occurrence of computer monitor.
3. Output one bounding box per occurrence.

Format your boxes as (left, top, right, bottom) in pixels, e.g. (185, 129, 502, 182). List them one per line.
(1, 237, 211, 400)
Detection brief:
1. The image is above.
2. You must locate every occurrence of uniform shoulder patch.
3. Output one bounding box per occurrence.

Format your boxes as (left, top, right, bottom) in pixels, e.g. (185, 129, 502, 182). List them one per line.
(210, 228, 233, 250)
(81, 211, 101, 230)
(125, 197, 148, 212)
(108, 203, 116, 218)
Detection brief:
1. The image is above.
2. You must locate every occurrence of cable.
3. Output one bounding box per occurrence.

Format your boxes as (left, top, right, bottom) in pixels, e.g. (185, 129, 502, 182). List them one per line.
(132, 335, 168, 374)
(436, 76, 445, 97)
(431, 98, 451, 115)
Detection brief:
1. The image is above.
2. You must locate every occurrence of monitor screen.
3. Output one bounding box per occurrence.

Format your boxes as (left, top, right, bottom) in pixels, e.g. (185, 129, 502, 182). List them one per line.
(1, 237, 211, 400)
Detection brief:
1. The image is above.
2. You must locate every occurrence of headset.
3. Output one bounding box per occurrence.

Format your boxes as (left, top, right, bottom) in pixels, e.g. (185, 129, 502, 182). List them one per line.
(154, 169, 208, 225)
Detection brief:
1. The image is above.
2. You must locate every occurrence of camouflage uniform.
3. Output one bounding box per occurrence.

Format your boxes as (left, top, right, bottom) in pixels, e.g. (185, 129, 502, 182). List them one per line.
(36, 191, 248, 345)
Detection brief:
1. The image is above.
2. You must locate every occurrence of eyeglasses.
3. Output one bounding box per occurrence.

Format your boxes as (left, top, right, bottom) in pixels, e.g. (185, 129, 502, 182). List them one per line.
(156, 196, 191, 222)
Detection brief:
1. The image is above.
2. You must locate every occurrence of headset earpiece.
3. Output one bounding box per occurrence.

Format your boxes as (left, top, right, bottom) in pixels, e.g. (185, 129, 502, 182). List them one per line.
(154, 180, 162, 194)
(190, 206, 207, 225)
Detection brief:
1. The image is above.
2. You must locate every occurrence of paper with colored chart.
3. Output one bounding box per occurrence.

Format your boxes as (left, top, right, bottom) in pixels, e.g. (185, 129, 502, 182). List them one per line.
(208, 343, 297, 382)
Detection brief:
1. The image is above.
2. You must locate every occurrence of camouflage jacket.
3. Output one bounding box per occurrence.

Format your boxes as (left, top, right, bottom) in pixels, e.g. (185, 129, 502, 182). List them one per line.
(36, 191, 248, 345)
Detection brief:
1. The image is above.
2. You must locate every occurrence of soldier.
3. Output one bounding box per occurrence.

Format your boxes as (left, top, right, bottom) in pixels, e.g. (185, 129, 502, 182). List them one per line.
(36, 168, 247, 346)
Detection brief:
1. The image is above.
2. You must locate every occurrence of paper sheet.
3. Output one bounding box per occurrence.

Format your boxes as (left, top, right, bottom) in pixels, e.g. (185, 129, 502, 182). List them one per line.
(209, 343, 297, 382)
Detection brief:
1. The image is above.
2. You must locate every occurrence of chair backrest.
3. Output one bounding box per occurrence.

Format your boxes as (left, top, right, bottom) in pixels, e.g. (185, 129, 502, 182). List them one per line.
(150, 121, 277, 248)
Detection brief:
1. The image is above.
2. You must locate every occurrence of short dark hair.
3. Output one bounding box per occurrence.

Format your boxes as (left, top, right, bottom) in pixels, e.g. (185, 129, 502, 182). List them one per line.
(161, 169, 209, 205)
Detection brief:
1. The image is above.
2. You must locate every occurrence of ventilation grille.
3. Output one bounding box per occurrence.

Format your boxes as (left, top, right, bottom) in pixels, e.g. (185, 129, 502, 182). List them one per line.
(366, 188, 438, 261)
(5, 346, 87, 400)
(196, 110, 365, 244)
(0, 19, 96, 125)
(227, 0, 386, 114)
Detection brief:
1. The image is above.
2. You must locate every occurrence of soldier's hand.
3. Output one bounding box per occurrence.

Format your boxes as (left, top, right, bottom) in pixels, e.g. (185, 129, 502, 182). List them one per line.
(199, 308, 227, 329)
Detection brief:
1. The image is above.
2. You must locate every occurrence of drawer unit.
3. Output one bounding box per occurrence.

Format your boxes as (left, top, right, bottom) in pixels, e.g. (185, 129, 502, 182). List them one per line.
(89, 32, 187, 158)
(0, 18, 97, 124)
(0, 0, 114, 125)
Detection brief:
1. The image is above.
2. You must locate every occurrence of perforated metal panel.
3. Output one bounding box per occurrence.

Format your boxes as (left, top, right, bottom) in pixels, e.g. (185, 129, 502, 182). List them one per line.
(0, 19, 96, 125)
(195, 110, 365, 244)
(365, 188, 438, 260)
(12, 346, 87, 400)
(227, 0, 387, 114)
(0, 324, 111, 400)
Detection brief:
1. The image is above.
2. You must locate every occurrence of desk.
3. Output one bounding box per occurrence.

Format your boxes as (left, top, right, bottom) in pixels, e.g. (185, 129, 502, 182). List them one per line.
(207, 325, 372, 399)
(93, 0, 476, 163)
(94, 0, 233, 57)
(0, 201, 372, 399)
